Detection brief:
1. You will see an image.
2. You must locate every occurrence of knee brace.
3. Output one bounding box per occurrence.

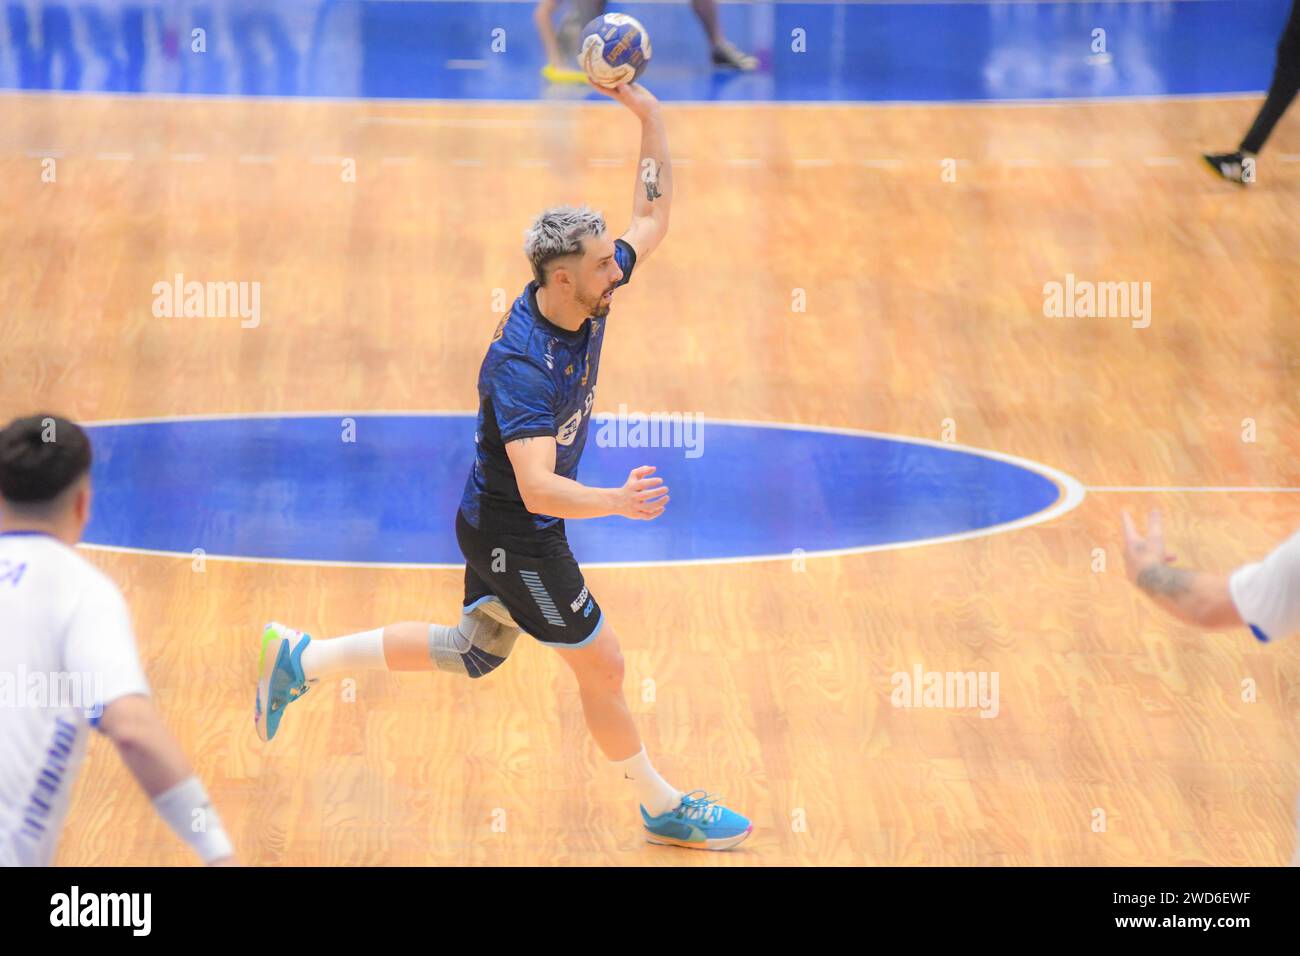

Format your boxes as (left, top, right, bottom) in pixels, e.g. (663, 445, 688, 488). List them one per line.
(427, 602, 520, 679)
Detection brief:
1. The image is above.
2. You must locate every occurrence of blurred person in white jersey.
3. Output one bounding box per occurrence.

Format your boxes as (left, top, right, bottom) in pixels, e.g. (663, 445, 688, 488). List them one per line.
(0, 413, 236, 866)
(1123, 508, 1300, 864)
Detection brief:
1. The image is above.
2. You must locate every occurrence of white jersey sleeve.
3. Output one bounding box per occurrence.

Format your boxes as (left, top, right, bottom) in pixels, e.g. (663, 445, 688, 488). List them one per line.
(1229, 530, 1300, 644)
(62, 568, 151, 724)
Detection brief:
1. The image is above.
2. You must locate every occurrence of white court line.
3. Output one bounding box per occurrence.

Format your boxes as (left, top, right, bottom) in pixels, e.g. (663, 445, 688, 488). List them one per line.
(795, 158, 833, 167)
(356, 116, 572, 129)
(516, 158, 550, 167)
(1003, 158, 1041, 167)
(726, 158, 761, 167)
(1142, 156, 1182, 166)
(74, 411, 1087, 570)
(6, 85, 1275, 111)
(1279, 154, 1300, 163)
(25, 149, 63, 158)
(96, 152, 133, 161)
(451, 158, 484, 167)
(399, 0, 1239, 6)
(1087, 486, 1300, 493)
(1071, 157, 1112, 167)
(238, 154, 275, 164)
(170, 153, 206, 163)
(311, 155, 346, 165)
(381, 156, 416, 166)
(587, 158, 623, 166)
(860, 158, 902, 168)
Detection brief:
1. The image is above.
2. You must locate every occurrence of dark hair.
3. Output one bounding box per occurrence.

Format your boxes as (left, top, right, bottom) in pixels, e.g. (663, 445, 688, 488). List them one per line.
(0, 414, 93, 506)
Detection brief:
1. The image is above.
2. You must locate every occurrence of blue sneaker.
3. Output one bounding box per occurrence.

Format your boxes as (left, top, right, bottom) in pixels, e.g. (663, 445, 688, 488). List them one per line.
(254, 622, 315, 742)
(641, 791, 753, 850)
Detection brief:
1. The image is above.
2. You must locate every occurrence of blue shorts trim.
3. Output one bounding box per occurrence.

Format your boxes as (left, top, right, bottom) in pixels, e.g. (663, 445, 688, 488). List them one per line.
(462, 594, 500, 615)
(533, 612, 604, 650)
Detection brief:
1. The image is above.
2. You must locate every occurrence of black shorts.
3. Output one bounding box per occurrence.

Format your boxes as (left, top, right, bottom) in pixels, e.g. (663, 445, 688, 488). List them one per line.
(455, 509, 603, 648)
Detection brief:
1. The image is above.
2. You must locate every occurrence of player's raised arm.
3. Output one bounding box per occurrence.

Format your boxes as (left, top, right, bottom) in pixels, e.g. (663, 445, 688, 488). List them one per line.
(596, 82, 671, 265)
(506, 436, 668, 521)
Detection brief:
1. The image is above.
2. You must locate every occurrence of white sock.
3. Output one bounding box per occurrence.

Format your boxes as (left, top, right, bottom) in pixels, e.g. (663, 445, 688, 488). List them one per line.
(299, 628, 387, 680)
(616, 746, 682, 817)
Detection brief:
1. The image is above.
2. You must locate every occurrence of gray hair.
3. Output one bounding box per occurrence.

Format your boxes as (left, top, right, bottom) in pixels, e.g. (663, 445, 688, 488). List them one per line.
(524, 205, 607, 286)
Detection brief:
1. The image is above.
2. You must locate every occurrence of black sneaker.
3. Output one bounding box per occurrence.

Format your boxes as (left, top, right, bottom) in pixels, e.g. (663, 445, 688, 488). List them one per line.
(1201, 150, 1255, 185)
(712, 38, 758, 71)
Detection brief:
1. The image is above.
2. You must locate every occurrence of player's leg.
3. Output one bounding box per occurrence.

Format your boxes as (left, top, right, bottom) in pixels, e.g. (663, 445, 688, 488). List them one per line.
(556, 0, 605, 65)
(536, 0, 587, 83)
(1204, 0, 1300, 182)
(253, 564, 521, 742)
(298, 561, 520, 675)
(551, 620, 643, 763)
(1240, 5, 1300, 154)
(553, 619, 754, 850)
(689, 0, 757, 71)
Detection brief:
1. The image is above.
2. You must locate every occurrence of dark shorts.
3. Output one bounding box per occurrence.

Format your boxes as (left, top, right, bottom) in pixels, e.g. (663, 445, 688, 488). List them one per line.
(456, 509, 604, 648)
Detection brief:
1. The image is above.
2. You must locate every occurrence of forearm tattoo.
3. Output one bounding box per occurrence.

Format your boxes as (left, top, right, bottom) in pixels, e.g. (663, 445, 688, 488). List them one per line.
(641, 157, 662, 201)
(1136, 564, 1194, 597)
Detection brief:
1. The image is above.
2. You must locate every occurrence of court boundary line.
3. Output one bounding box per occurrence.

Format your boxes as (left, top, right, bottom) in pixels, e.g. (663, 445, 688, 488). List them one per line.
(75, 410, 1087, 570)
(1086, 486, 1300, 493)
(0, 87, 1272, 111)
(361, 0, 1255, 5)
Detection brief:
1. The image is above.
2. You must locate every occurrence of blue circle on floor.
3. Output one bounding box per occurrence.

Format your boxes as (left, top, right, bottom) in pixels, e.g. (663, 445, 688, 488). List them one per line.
(81, 414, 1077, 565)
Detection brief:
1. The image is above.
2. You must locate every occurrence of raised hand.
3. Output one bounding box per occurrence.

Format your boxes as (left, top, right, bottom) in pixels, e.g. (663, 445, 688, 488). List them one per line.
(1122, 509, 1178, 584)
(588, 79, 660, 120)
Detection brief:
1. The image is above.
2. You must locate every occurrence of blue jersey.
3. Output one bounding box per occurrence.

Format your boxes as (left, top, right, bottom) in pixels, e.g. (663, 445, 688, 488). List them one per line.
(459, 238, 636, 533)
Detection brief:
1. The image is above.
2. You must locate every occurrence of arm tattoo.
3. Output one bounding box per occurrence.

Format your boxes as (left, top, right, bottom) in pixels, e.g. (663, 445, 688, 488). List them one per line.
(640, 157, 662, 201)
(1136, 564, 1194, 598)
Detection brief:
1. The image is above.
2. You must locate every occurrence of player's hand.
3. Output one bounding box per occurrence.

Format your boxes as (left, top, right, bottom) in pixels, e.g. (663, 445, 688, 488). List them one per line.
(618, 464, 668, 520)
(1121, 509, 1178, 585)
(589, 79, 660, 120)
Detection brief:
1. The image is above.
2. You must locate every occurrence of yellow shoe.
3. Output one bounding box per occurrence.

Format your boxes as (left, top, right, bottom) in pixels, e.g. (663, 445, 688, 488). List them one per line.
(542, 63, 589, 85)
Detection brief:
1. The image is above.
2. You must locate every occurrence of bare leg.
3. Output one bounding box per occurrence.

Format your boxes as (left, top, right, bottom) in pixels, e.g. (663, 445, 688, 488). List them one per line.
(534, 0, 567, 69)
(381, 622, 438, 671)
(690, 0, 723, 47)
(554, 622, 641, 759)
(691, 0, 758, 71)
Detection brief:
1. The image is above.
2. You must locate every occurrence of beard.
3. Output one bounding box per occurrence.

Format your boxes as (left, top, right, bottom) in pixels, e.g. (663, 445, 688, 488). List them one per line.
(579, 285, 615, 318)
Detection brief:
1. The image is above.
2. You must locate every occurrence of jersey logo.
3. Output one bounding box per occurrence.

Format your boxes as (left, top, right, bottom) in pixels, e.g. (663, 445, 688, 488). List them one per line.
(556, 409, 583, 446)
(545, 337, 557, 370)
(565, 364, 574, 377)
(0, 560, 27, 587)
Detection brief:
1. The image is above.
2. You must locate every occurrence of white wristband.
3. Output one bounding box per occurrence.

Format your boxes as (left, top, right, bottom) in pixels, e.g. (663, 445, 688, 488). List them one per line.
(151, 776, 234, 864)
